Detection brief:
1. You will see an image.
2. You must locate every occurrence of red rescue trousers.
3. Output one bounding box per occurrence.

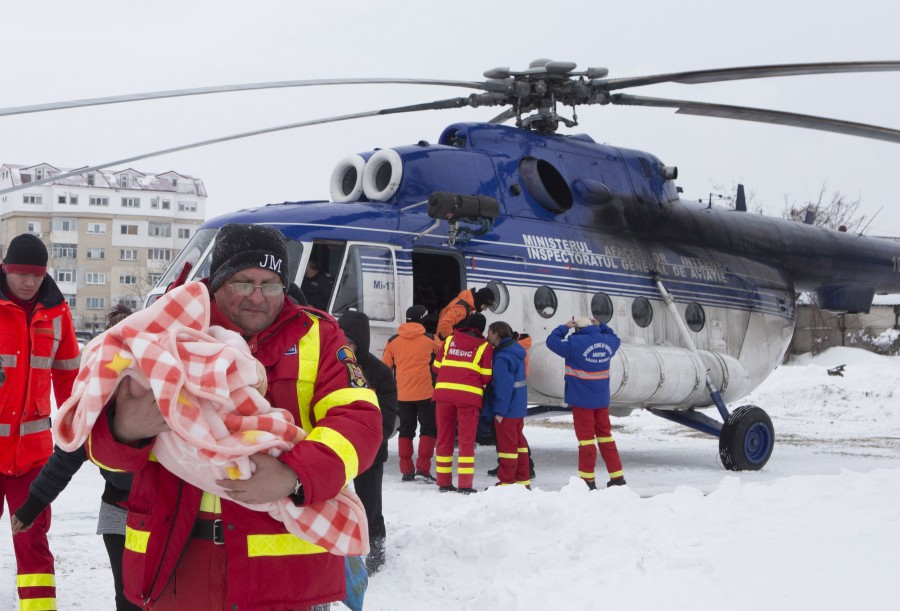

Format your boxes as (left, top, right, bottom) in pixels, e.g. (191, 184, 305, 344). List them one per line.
(1, 467, 56, 610)
(494, 416, 530, 486)
(435, 401, 480, 489)
(572, 407, 624, 482)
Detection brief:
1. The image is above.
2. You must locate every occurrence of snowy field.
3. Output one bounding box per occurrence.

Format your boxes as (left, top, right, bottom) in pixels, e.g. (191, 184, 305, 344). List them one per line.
(2, 347, 899, 610)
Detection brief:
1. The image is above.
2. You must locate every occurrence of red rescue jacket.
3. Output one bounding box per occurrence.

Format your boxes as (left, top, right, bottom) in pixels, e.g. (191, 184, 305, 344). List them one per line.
(88, 297, 382, 609)
(0, 273, 79, 475)
(432, 329, 493, 408)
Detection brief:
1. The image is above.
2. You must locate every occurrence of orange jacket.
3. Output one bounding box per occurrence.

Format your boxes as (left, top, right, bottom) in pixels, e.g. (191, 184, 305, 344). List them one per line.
(517, 333, 532, 377)
(437, 289, 476, 340)
(0, 273, 80, 475)
(432, 330, 493, 408)
(382, 322, 441, 401)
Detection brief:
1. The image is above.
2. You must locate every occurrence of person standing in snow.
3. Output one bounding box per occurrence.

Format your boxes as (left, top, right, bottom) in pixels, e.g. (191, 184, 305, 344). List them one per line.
(12, 303, 140, 611)
(382, 305, 441, 482)
(483, 321, 531, 487)
(432, 313, 493, 494)
(338, 311, 398, 574)
(84, 223, 382, 610)
(1, 233, 81, 611)
(546, 316, 625, 490)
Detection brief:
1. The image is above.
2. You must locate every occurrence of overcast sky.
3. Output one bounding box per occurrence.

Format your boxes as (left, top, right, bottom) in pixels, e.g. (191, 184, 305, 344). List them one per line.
(3, 0, 899, 234)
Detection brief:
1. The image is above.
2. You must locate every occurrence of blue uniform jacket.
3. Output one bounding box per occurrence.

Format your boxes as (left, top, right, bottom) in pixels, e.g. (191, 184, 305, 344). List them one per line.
(483, 337, 528, 419)
(546, 323, 621, 409)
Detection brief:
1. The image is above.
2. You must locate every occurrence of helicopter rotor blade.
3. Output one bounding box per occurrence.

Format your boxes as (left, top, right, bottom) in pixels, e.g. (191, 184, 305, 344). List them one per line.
(0, 97, 479, 196)
(599, 61, 900, 91)
(488, 108, 517, 124)
(611, 93, 900, 144)
(0, 78, 487, 118)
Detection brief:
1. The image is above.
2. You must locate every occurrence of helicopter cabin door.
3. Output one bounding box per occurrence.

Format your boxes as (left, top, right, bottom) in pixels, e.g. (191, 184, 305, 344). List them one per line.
(330, 241, 400, 358)
(411, 249, 465, 337)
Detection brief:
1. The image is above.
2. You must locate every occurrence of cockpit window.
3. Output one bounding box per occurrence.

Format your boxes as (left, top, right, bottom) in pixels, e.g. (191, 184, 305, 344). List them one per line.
(332, 244, 396, 321)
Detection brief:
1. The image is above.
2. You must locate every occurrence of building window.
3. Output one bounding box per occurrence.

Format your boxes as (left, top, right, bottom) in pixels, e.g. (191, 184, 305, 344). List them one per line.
(86, 297, 105, 310)
(56, 269, 75, 283)
(86, 247, 106, 260)
(26, 221, 41, 235)
(178, 228, 191, 239)
(118, 175, 129, 188)
(87, 173, 95, 186)
(51, 243, 77, 259)
(161, 199, 171, 210)
(89, 196, 109, 207)
(58, 195, 66, 204)
(178, 201, 197, 213)
(121, 197, 140, 208)
(148, 273, 163, 286)
(86, 272, 106, 284)
(148, 248, 172, 261)
(149, 222, 172, 238)
(120, 249, 138, 261)
(35, 168, 45, 180)
(23, 194, 42, 204)
(69, 194, 78, 205)
(150, 197, 160, 209)
(87, 223, 107, 235)
(120, 224, 138, 235)
(120, 274, 137, 285)
(52, 217, 77, 232)
(65, 294, 76, 307)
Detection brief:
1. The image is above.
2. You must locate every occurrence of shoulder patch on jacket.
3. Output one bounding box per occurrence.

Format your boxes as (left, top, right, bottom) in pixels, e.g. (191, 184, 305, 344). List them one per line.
(338, 346, 369, 389)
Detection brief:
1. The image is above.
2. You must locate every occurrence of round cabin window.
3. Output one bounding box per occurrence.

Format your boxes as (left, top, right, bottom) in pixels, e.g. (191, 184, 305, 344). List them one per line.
(534, 286, 558, 319)
(686, 302, 706, 332)
(631, 297, 653, 328)
(591, 292, 614, 324)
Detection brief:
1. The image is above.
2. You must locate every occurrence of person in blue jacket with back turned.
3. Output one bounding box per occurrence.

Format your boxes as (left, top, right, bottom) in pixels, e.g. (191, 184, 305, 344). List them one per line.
(483, 321, 531, 488)
(546, 316, 625, 490)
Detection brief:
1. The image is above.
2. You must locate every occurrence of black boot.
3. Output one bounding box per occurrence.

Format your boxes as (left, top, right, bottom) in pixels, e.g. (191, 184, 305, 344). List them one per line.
(607, 477, 627, 487)
(366, 536, 386, 574)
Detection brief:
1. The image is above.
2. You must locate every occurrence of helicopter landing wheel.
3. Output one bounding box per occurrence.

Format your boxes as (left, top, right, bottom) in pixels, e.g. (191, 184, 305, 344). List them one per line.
(718, 405, 774, 471)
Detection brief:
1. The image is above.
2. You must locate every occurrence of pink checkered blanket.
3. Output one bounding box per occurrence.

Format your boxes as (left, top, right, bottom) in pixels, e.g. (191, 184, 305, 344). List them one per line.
(53, 281, 368, 556)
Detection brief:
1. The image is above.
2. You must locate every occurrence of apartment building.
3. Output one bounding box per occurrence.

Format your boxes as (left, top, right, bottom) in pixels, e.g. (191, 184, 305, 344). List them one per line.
(0, 162, 206, 333)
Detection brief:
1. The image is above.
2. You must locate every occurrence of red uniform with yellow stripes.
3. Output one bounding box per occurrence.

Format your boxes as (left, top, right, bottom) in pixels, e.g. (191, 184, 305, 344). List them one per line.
(86, 298, 382, 610)
(431, 329, 492, 490)
(1, 271, 80, 611)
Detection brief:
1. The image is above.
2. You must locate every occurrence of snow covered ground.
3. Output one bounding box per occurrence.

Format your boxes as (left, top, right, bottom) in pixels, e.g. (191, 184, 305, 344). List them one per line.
(2, 347, 899, 610)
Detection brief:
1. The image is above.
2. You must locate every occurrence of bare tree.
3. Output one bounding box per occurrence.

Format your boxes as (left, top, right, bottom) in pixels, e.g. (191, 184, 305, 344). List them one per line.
(782, 184, 867, 232)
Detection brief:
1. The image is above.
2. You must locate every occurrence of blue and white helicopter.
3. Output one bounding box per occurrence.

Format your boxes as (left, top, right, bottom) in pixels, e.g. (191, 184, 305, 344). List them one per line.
(6, 59, 900, 471)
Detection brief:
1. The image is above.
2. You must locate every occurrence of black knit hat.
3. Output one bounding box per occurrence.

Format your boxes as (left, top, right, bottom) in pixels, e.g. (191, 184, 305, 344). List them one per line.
(460, 312, 486, 333)
(474, 287, 495, 309)
(406, 304, 428, 323)
(208, 224, 289, 293)
(2, 233, 48, 275)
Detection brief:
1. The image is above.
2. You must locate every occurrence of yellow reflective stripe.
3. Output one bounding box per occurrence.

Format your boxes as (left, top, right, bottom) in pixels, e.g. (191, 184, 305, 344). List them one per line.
(597, 436, 614, 444)
(199, 492, 222, 513)
(305, 426, 359, 484)
(608, 470, 624, 479)
(19, 598, 56, 611)
(124, 526, 150, 553)
(517, 447, 529, 453)
(440, 359, 492, 375)
(296, 317, 320, 431)
(17, 574, 56, 588)
(436, 466, 453, 473)
(578, 471, 596, 479)
(435, 454, 453, 462)
(434, 382, 484, 397)
(498, 452, 518, 459)
(578, 438, 595, 446)
(246, 533, 325, 557)
(473, 342, 491, 368)
(457, 456, 474, 464)
(458, 467, 474, 474)
(516, 480, 531, 486)
(312, 387, 378, 423)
